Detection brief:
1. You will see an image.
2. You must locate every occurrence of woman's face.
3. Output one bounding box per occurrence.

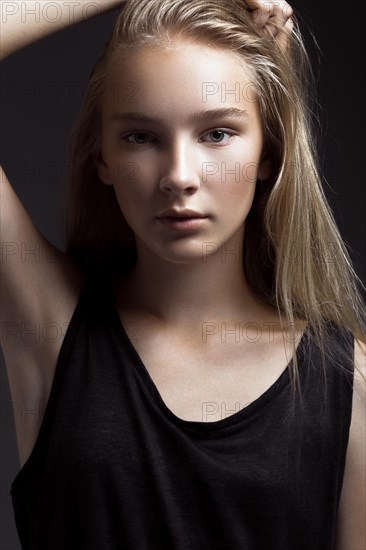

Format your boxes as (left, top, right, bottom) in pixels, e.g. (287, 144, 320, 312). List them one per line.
(97, 41, 270, 264)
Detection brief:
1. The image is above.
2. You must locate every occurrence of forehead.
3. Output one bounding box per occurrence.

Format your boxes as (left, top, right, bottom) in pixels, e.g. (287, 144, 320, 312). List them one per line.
(101, 42, 258, 120)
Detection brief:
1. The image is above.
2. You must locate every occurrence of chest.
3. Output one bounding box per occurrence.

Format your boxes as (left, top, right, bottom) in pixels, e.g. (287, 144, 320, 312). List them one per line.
(120, 314, 302, 423)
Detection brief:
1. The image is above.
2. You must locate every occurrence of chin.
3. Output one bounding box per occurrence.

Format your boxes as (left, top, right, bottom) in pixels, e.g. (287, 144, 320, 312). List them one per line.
(151, 241, 211, 265)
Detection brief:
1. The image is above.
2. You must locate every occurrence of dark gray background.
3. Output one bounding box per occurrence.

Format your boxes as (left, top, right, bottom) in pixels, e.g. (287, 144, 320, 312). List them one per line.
(1, 2, 365, 548)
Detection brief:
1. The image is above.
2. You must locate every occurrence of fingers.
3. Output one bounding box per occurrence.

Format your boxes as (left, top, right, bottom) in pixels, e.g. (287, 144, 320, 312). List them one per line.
(276, 16, 294, 53)
(244, 1, 294, 38)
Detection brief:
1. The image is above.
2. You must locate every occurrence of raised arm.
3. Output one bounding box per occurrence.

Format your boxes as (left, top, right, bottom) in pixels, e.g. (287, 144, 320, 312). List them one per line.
(0, 0, 122, 60)
(0, 0, 124, 354)
(0, 0, 123, 467)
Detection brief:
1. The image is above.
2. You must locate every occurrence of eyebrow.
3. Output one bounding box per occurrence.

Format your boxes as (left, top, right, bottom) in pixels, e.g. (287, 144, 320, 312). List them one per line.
(109, 108, 249, 124)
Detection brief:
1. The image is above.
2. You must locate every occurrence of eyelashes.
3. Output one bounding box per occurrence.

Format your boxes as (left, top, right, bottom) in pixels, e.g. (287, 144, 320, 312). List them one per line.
(121, 133, 155, 145)
(119, 128, 237, 146)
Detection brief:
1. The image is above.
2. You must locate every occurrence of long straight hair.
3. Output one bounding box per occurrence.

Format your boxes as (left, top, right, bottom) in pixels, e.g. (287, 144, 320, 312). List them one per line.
(63, 0, 366, 402)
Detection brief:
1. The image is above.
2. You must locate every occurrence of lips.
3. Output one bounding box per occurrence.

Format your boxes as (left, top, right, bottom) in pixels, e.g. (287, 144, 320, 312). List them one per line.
(156, 215, 208, 231)
(157, 209, 207, 218)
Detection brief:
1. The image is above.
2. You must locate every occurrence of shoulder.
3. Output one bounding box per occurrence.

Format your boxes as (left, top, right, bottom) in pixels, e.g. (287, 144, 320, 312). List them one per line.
(354, 336, 366, 380)
(335, 336, 366, 549)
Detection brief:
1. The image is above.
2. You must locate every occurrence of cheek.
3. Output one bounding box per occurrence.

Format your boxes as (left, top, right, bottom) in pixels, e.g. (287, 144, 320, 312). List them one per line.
(109, 151, 158, 188)
(207, 161, 258, 202)
(209, 145, 261, 226)
(111, 161, 155, 220)
(214, 179, 256, 215)
(209, 146, 260, 200)
(112, 182, 141, 231)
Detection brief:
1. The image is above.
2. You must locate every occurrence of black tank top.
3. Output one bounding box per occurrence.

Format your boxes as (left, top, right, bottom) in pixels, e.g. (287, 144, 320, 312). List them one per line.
(10, 274, 355, 549)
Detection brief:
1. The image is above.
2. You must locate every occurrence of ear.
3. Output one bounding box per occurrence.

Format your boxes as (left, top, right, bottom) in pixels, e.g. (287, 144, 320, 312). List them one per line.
(257, 153, 272, 181)
(95, 154, 113, 186)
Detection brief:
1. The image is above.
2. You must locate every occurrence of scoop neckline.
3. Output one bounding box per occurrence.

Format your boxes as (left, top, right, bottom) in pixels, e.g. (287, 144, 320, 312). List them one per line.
(109, 287, 308, 436)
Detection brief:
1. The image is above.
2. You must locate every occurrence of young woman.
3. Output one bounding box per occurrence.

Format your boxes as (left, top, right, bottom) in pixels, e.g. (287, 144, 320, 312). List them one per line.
(1, 0, 365, 548)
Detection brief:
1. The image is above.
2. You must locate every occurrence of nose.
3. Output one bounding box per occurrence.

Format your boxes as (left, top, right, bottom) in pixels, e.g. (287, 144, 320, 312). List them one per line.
(159, 140, 201, 195)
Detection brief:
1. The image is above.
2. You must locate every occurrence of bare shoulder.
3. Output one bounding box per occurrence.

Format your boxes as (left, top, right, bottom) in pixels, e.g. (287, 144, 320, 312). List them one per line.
(335, 336, 366, 550)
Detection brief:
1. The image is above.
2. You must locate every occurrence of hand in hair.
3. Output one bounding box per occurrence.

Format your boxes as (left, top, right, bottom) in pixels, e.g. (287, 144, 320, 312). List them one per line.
(244, 0, 294, 48)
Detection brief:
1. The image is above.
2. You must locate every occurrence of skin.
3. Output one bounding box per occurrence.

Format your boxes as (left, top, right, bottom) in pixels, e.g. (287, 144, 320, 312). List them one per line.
(96, 41, 278, 329)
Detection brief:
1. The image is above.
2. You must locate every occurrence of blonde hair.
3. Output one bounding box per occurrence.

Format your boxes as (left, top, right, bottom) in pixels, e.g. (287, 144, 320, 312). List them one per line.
(63, 0, 366, 402)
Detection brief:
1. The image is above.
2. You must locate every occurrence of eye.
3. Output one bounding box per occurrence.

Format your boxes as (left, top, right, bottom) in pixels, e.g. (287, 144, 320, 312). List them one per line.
(200, 129, 236, 144)
(122, 132, 155, 145)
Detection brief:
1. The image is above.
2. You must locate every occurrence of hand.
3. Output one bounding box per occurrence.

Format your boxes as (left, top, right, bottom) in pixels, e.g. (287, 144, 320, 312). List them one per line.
(244, 0, 294, 48)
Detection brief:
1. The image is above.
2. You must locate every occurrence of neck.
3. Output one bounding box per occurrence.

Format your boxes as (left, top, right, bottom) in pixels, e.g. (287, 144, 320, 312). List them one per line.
(118, 230, 274, 329)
